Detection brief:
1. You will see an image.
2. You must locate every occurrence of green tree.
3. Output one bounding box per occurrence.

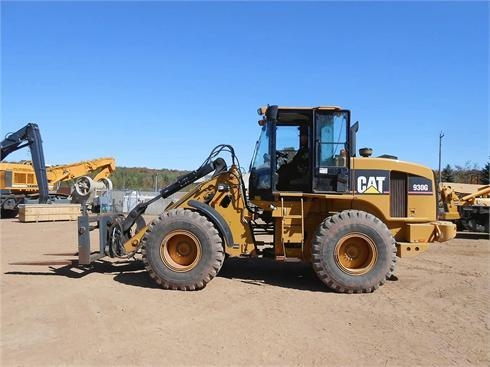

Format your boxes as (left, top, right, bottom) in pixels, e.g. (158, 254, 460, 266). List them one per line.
(441, 164, 454, 182)
(480, 161, 489, 184)
(453, 161, 481, 184)
(109, 167, 189, 190)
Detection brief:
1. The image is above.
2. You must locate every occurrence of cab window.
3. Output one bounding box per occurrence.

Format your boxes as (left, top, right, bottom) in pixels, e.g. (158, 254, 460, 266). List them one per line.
(316, 111, 348, 167)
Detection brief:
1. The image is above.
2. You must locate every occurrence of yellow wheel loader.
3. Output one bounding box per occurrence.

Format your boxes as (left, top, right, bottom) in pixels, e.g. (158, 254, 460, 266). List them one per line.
(73, 105, 456, 293)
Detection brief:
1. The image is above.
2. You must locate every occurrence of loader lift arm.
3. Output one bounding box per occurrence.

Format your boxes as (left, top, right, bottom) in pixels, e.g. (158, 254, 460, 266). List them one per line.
(78, 156, 227, 264)
(121, 157, 226, 233)
(1, 123, 49, 204)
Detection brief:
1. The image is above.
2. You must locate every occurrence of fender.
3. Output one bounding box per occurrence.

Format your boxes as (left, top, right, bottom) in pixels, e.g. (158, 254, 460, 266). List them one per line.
(188, 200, 235, 248)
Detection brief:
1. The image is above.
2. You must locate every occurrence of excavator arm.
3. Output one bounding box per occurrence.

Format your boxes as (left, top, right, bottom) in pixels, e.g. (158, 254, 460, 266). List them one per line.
(1, 123, 49, 204)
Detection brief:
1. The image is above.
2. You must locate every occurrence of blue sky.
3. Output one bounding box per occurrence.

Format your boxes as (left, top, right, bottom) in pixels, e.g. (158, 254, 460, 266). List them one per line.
(1, 1, 488, 171)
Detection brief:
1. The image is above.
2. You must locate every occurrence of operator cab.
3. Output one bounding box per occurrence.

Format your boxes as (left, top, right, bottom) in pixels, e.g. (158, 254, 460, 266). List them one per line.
(249, 105, 354, 200)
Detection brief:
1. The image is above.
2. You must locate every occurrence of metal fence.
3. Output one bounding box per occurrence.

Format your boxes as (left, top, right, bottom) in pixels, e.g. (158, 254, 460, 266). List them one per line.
(109, 190, 186, 215)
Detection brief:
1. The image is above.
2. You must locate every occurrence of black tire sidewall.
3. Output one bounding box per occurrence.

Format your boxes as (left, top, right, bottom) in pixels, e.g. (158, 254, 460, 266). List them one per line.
(313, 211, 395, 292)
(144, 210, 223, 288)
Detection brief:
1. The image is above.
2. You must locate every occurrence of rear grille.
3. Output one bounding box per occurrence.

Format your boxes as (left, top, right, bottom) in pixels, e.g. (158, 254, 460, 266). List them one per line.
(390, 172, 407, 217)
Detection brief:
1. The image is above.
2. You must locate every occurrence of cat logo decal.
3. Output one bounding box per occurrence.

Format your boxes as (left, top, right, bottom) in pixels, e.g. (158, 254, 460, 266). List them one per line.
(354, 170, 389, 195)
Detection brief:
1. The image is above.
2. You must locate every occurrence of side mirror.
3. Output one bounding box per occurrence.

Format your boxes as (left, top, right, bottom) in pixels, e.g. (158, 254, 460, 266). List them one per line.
(265, 105, 278, 122)
(349, 121, 359, 157)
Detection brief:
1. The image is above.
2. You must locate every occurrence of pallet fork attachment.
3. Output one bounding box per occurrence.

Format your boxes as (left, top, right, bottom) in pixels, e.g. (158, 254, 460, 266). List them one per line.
(77, 214, 111, 265)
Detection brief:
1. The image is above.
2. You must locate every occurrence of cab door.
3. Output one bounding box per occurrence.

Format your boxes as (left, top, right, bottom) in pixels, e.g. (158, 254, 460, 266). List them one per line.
(312, 109, 350, 193)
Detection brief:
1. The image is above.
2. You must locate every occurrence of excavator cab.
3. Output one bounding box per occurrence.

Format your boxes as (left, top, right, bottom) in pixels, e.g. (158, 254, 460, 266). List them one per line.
(249, 106, 354, 200)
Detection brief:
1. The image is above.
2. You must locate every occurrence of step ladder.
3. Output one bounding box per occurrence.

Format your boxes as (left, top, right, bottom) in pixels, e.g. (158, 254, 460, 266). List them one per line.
(277, 195, 304, 262)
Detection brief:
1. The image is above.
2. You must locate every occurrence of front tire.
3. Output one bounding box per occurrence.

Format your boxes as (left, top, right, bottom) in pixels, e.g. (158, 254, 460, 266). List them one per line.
(142, 208, 224, 290)
(312, 210, 396, 293)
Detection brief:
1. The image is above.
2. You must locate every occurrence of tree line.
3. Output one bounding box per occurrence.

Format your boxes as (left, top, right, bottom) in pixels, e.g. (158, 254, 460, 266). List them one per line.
(438, 161, 489, 185)
(110, 167, 190, 191)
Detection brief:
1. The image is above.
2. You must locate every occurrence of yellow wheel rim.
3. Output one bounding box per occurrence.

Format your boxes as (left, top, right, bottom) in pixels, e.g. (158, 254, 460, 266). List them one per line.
(160, 230, 202, 272)
(334, 233, 377, 275)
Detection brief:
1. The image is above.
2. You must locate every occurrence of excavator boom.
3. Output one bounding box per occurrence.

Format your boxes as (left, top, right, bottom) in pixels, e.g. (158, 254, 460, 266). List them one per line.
(1, 123, 49, 206)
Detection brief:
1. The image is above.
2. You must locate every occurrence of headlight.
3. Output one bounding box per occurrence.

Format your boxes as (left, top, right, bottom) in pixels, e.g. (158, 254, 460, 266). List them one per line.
(217, 183, 230, 192)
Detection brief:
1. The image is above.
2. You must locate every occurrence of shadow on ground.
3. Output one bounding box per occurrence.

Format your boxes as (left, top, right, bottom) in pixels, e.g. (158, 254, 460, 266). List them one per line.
(6, 256, 329, 292)
(217, 257, 328, 292)
(6, 259, 145, 278)
(456, 231, 489, 240)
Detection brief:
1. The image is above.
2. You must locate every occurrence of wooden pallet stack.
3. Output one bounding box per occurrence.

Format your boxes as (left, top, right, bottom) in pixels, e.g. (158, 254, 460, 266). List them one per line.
(18, 204, 81, 222)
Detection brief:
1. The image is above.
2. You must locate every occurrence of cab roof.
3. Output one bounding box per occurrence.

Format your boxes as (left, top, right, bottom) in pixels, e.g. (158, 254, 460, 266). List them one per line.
(258, 105, 343, 116)
(258, 106, 346, 124)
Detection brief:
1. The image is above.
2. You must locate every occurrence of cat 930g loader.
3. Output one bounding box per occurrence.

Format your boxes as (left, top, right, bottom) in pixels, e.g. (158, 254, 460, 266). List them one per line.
(73, 105, 456, 293)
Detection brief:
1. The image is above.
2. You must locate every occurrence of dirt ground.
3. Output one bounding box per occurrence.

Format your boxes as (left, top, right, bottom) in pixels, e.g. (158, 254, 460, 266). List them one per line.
(1, 218, 489, 367)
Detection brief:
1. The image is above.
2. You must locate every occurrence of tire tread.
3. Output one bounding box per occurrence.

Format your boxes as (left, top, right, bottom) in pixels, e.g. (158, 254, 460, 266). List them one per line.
(141, 208, 224, 291)
(312, 210, 397, 293)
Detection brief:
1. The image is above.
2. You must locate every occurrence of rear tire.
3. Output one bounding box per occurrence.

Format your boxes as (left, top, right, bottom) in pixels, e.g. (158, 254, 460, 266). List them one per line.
(312, 210, 396, 293)
(142, 208, 224, 290)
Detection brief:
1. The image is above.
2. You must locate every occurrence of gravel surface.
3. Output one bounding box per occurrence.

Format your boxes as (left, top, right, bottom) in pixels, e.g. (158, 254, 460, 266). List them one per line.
(1, 218, 489, 366)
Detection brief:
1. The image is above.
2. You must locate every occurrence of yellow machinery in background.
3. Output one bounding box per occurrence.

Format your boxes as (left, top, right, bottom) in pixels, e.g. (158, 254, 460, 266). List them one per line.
(0, 157, 115, 192)
(0, 157, 115, 217)
(1, 123, 50, 218)
(48, 157, 115, 190)
(1, 122, 115, 217)
(440, 182, 490, 233)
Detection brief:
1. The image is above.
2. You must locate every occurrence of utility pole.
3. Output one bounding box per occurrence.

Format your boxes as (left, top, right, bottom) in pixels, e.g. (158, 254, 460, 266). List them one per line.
(438, 131, 444, 187)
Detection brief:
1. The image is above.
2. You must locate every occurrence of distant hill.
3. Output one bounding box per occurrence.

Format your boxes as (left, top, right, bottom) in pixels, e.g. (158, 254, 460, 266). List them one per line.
(110, 167, 190, 191)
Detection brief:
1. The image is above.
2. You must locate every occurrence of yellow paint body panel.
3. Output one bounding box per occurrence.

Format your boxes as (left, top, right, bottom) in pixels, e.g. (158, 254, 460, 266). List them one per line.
(396, 242, 428, 257)
(0, 162, 42, 193)
(167, 165, 255, 257)
(406, 223, 438, 243)
(351, 156, 437, 223)
(250, 156, 455, 261)
(124, 224, 149, 254)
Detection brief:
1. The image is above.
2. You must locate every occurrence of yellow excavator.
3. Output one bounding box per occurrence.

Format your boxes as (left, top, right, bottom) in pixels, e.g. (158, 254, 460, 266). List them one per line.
(20, 106, 457, 293)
